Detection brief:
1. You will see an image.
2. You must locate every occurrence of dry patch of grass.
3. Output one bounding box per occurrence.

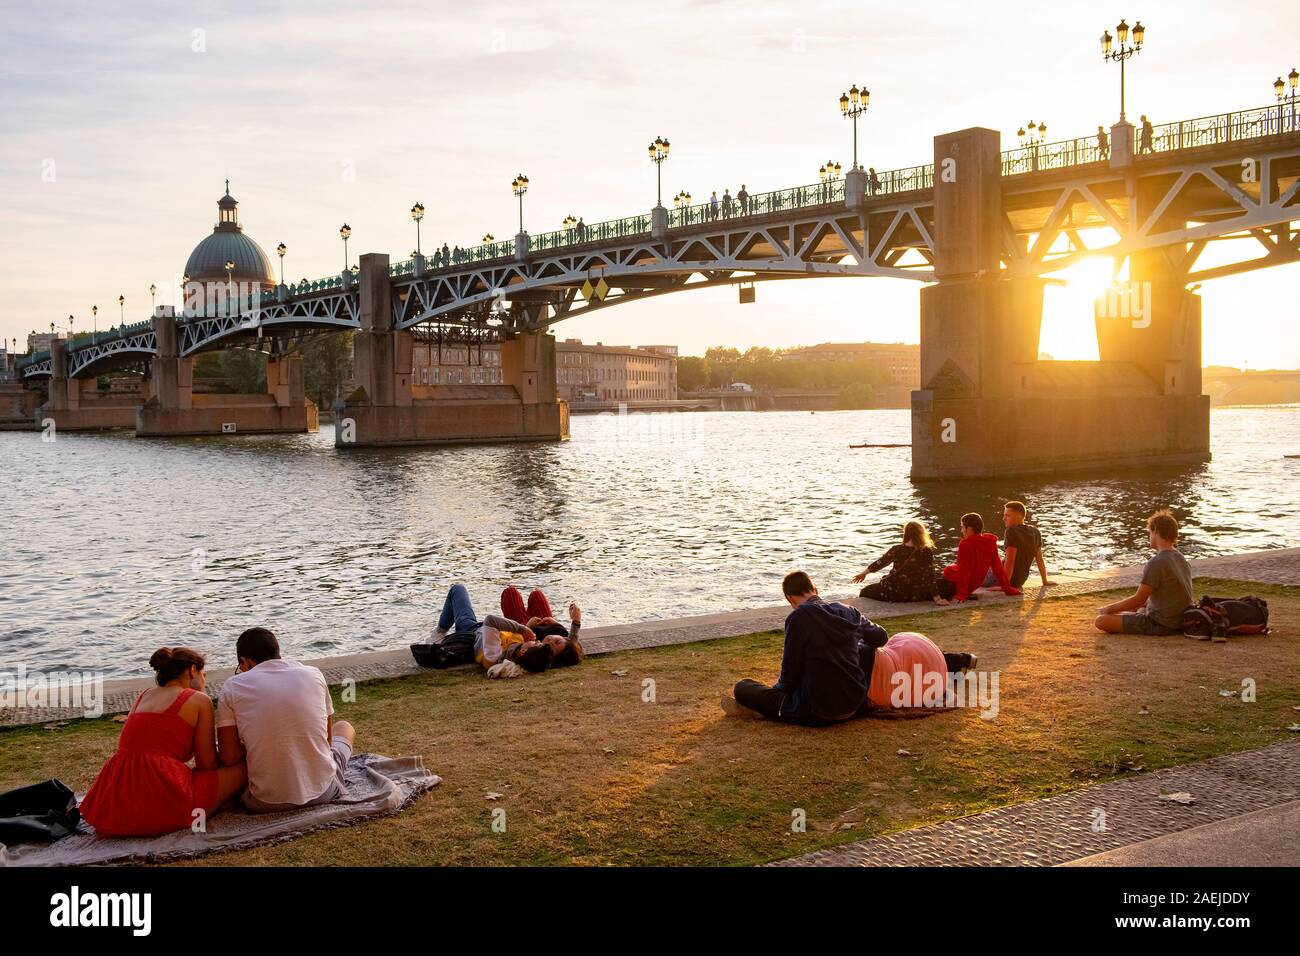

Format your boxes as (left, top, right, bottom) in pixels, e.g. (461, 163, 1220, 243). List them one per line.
(2, 577, 1296, 866)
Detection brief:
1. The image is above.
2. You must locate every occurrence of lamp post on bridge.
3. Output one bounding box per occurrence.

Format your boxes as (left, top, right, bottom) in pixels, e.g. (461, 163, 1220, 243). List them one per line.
(1274, 68, 1298, 132)
(276, 243, 286, 285)
(150, 283, 157, 316)
(511, 174, 529, 233)
(118, 295, 124, 326)
(92, 304, 98, 335)
(1100, 19, 1145, 123)
(1018, 121, 1047, 170)
(411, 203, 425, 256)
(340, 223, 352, 272)
(673, 190, 692, 224)
(838, 85, 869, 169)
(819, 160, 842, 202)
(512, 174, 530, 258)
(648, 136, 670, 207)
(225, 259, 235, 317)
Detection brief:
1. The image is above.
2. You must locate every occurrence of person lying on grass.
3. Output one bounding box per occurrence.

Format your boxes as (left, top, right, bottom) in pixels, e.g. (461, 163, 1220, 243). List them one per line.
(434, 583, 552, 674)
(721, 571, 978, 725)
(500, 586, 586, 668)
(1093, 508, 1193, 635)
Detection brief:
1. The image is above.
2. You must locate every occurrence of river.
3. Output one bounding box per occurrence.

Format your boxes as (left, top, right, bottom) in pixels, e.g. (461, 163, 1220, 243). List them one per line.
(2, 405, 1298, 678)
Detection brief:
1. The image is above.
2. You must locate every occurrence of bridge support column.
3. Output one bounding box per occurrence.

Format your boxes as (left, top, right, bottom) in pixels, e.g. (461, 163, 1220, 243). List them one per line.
(910, 126, 1209, 479)
(137, 312, 317, 437)
(336, 252, 568, 448)
(34, 338, 137, 431)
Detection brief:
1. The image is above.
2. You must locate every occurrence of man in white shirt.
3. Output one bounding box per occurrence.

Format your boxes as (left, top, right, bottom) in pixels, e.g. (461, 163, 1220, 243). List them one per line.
(217, 627, 357, 813)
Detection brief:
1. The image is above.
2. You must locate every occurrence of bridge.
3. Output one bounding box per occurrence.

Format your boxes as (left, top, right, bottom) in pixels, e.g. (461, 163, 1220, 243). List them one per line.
(16, 99, 1300, 476)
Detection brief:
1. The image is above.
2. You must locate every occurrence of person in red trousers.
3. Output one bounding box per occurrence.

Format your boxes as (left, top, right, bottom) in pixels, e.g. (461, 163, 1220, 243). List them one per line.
(934, 513, 1022, 604)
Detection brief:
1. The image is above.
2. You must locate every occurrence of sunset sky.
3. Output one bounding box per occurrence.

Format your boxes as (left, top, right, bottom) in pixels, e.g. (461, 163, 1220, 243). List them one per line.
(2, 0, 1297, 366)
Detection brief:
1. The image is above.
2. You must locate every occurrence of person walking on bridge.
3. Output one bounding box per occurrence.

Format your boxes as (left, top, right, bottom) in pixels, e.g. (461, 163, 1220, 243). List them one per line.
(1139, 115, 1154, 154)
(737, 184, 750, 215)
(868, 167, 881, 195)
(1097, 125, 1110, 159)
(709, 190, 719, 219)
(722, 188, 734, 217)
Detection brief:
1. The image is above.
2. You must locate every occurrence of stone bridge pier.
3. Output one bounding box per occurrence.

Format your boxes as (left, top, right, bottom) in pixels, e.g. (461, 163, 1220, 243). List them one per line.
(136, 312, 318, 437)
(36, 338, 139, 431)
(910, 127, 1210, 479)
(335, 252, 568, 448)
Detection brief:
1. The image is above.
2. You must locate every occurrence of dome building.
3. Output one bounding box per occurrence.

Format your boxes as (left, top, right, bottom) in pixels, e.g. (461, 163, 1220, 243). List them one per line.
(184, 182, 277, 291)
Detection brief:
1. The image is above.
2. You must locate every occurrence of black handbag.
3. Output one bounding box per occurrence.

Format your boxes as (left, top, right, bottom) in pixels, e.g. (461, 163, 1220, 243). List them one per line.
(0, 778, 81, 845)
(410, 632, 475, 669)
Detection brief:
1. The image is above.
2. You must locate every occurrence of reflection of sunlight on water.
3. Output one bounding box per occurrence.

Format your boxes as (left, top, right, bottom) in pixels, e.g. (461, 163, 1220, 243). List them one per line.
(2, 405, 1298, 677)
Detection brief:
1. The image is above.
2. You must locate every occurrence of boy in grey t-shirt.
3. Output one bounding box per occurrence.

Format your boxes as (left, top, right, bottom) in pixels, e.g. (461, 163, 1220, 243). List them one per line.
(1094, 508, 1193, 635)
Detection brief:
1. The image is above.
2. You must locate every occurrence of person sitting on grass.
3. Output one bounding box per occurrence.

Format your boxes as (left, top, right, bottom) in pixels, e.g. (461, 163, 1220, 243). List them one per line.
(722, 572, 981, 724)
(216, 627, 356, 814)
(1094, 508, 1193, 635)
(433, 583, 552, 674)
(79, 647, 247, 837)
(982, 500, 1054, 590)
(721, 571, 882, 726)
(934, 512, 1021, 604)
(852, 520, 938, 602)
(500, 585, 586, 668)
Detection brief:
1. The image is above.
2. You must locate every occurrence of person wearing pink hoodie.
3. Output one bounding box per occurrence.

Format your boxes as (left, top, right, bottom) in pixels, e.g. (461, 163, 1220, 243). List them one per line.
(934, 513, 1022, 604)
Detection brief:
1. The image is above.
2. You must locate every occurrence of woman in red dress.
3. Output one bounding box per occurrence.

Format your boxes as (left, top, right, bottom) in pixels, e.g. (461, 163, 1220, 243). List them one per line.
(80, 647, 247, 837)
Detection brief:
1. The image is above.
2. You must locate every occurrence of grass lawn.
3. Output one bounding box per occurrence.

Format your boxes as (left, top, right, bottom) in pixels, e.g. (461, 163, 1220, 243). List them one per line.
(2, 577, 1297, 866)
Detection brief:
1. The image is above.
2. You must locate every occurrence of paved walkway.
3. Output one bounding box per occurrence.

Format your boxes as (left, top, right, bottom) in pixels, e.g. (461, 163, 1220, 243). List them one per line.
(774, 739, 1300, 867)
(2, 546, 1296, 728)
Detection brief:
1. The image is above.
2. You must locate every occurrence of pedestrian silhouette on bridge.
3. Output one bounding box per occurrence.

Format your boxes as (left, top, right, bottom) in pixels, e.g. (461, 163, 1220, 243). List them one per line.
(442, 242, 450, 263)
(722, 188, 734, 217)
(576, 218, 586, 240)
(737, 184, 749, 215)
(1097, 126, 1110, 159)
(868, 167, 881, 195)
(1139, 115, 1154, 154)
(710, 190, 719, 219)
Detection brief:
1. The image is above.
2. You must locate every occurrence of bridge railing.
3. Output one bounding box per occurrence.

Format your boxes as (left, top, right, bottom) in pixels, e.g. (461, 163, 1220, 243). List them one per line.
(532, 213, 651, 252)
(1000, 135, 1105, 175)
(1148, 101, 1299, 154)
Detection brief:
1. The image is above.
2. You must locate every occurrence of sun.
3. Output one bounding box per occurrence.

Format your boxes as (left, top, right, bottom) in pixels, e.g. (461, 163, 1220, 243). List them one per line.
(1039, 257, 1117, 361)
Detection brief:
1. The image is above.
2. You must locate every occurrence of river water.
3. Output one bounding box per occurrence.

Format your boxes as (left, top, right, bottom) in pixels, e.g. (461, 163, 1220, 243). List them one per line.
(2, 406, 1298, 678)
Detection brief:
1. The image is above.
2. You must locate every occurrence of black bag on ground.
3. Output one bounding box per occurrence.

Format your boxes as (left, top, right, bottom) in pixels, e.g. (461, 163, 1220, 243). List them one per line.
(410, 631, 476, 669)
(0, 778, 81, 845)
(1180, 595, 1269, 638)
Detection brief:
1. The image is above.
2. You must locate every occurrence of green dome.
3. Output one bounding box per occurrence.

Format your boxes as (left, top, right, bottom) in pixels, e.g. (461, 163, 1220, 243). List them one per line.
(184, 184, 276, 286)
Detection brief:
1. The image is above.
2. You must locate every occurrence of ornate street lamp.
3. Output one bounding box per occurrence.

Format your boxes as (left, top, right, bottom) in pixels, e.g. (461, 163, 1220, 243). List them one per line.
(1100, 19, 1145, 122)
(511, 174, 529, 234)
(838, 85, 870, 169)
(648, 135, 670, 207)
(483, 233, 495, 244)
(225, 259, 235, 315)
(68, 314, 74, 338)
(150, 283, 157, 313)
(1275, 68, 1299, 130)
(92, 304, 98, 334)
(1018, 120, 1048, 147)
(276, 243, 286, 285)
(339, 223, 352, 271)
(410, 202, 425, 255)
(118, 294, 124, 324)
(673, 190, 692, 208)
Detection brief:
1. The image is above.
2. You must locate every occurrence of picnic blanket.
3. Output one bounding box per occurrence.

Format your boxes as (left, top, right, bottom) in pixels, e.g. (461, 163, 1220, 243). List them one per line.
(1, 753, 439, 867)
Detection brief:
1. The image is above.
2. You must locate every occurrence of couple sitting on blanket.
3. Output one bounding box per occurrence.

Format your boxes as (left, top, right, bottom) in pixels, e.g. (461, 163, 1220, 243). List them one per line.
(432, 584, 585, 677)
(721, 571, 977, 726)
(80, 627, 355, 838)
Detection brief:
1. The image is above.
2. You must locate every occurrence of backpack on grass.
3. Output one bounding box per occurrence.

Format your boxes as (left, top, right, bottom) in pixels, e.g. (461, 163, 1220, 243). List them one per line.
(1180, 595, 1269, 639)
(0, 778, 80, 846)
(410, 632, 475, 669)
